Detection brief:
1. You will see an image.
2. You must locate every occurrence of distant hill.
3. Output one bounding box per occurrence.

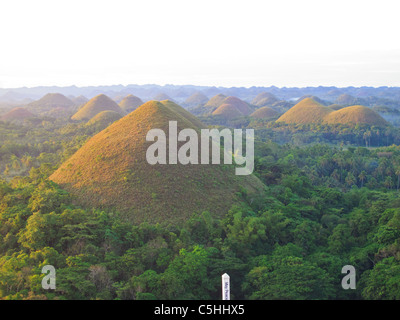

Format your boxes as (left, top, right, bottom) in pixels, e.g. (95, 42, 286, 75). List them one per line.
(184, 92, 209, 107)
(71, 94, 125, 121)
(119, 94, 144, 113)
(277, 98, 333, 124)
(0, 91, 36, 103)
(50, 100, 263, 225)
(71, 95, 89, 106)
(296, 95, 330, 106)
(28, 93, 74, 109)
(324, 105, 388, 126)
(0, 107, 35, 122)
(251, 92, 279, 107)
(250, 106, 280, 119)
(153, 93, 174, 102)
(335, 94, 359, 106)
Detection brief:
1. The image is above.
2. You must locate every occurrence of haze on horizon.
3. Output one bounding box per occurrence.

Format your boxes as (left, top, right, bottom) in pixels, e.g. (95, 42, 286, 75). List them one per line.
(0, 0, 399, 89)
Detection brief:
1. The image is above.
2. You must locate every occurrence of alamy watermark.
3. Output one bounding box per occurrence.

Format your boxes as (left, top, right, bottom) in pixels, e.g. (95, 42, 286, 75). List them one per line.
(341, 265, 356, 290)
(42, 265, 56, 290)
(146, 121, 254, 175)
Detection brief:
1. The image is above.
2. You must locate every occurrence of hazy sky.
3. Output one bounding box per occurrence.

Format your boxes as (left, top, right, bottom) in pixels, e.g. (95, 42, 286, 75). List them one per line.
(0, 0, 399, 88)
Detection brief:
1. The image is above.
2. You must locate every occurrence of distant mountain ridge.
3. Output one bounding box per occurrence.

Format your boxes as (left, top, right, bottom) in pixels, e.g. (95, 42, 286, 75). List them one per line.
(0, 84, 399, 107)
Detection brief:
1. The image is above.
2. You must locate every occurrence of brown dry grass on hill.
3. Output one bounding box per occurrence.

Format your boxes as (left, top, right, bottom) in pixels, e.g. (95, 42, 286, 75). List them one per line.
(0, 107, 35, 122)
(50, 100, 264, 225)
(277, 98, 333, 124)
(221, 96, 253, 115)
(184, 92, 209, 106)
(29, 93, 74, 108)
(251, 92, 279, 107)
(71, 94, 125, 121)
(212, 103, 243, 120)
(211, 96, 253, 119)
(277, 98, 388, 126)
(250, 106, 279, 119)
(204, 94, 227, 109)
(324, 105, 388, 126)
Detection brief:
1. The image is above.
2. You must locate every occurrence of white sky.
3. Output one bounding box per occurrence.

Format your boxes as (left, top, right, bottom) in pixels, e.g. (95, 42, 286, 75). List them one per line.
(0, 0, 399, 88)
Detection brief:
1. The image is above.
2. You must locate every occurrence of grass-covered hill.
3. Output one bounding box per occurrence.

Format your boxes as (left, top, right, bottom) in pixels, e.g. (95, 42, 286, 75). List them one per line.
(118, 94, 144, 113)
(251, 92, 279, 107)
(0, 107, 35, 122)
(220, 96, 253, 115)
(153, 93, 174, 102)
(184, 92, 209, 108)
(277, 98, 333, 124)
(277, 98, 388, 126)
(250, 106, 280, 119)
(71, 94, 125, 121)
(204, 94, 227, 110)
(28, 93, 74, 109)
(25, 93, 75, 116)
(324, 105, 388, 126)
(211, 96, 253, 120)
(212, 103, 243, 120)
(50, 100, 264, 225)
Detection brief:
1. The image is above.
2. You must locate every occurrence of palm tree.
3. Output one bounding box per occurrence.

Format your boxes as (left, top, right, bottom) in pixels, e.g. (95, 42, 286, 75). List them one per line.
(358, 171, 366, 188)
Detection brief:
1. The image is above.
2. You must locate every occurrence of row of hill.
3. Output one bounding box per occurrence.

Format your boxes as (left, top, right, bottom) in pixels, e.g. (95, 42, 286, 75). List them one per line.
(276, 98, 388, 126)
(0, 93, 390, 127)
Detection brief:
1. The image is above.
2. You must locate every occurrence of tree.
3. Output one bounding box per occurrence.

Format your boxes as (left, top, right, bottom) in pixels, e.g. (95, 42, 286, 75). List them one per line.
(361, 257, 400, 300)
(384, 176, 394, 190)
(243, 245, 335, 300)
(345, 172, 356, 188)
(395, 166, 400, 191)
(358, 171, 367, 188)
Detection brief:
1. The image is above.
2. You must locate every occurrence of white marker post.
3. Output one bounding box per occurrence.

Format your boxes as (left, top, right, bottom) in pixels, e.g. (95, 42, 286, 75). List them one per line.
(222, 273, 230, 300)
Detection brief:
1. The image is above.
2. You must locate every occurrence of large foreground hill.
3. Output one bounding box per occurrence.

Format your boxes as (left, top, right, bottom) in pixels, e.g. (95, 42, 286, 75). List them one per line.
(50, 100, 263, 225)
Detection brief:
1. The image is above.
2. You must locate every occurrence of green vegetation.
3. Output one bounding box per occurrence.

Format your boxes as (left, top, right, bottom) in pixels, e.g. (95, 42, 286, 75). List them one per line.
(0, 93, 399, 300)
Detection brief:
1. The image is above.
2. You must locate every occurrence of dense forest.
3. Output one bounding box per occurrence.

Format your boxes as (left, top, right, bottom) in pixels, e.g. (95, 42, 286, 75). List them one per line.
(0, 116, 399, 300)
